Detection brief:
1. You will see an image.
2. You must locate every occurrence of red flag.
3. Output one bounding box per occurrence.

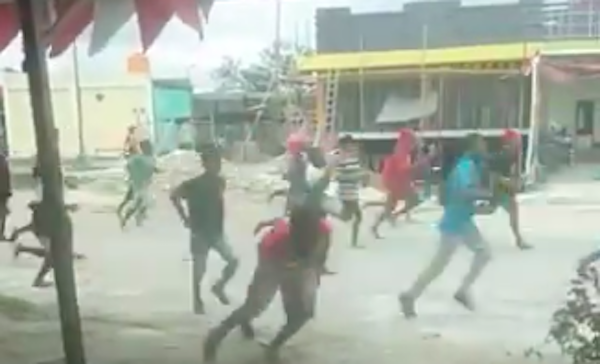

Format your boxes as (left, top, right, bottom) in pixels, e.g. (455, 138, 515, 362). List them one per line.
(135, 0, 175, 52)
(199, 0, 215, 28)
(0, 3, 19, 54)
(47, 0, 94, 57)
(172, 0, 201, 33)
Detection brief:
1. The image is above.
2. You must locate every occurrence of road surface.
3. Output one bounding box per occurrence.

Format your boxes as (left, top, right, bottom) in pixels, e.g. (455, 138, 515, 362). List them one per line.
(0, 187, 597, 364)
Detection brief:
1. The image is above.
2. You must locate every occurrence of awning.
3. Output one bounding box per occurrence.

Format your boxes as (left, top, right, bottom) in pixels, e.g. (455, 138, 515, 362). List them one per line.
(375, 92, 438, 124)
(0, 0, 214, 57)
(541, 55, 600, 82)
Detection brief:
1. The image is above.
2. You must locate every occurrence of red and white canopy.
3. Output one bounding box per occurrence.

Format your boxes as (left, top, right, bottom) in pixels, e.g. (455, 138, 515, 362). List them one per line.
(0, 0, 213, 57)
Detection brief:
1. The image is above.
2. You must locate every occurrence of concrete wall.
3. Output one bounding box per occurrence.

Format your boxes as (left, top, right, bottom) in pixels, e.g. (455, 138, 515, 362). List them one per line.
(543, 77, 600, 146)
(316, 0, 581, 53)
(1, 72, 152, 158)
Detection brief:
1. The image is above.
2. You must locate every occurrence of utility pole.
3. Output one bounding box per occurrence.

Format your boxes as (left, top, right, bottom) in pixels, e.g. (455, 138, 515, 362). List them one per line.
(274, 0, 282, 62)
(71, 41, 86, 163)
(16, 0, 86, 362)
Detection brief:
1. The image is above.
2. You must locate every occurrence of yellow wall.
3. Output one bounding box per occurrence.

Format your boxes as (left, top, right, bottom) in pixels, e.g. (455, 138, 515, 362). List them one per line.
(297, 39, 600, 73)
(1, 72, 152, 158)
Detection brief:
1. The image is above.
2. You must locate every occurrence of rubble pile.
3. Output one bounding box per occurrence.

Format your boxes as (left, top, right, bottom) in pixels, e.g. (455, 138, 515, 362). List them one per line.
(65, 150, 389, 205)
(155, 149, 288, 194)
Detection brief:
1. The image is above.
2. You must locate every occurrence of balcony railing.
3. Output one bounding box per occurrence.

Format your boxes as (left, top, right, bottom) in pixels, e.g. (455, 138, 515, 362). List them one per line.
(541, 1, 600, 39)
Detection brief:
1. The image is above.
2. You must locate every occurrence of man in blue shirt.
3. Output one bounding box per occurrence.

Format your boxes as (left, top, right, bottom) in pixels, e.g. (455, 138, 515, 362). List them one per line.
(399, 133, 494, 318)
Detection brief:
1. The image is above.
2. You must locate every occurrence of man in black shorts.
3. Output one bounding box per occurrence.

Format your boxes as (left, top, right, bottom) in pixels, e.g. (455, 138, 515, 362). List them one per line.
(170, 145, 239, 314)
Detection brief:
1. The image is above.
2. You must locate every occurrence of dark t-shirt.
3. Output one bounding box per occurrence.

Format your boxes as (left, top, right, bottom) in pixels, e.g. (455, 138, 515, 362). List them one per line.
(177, 173, 225, 237)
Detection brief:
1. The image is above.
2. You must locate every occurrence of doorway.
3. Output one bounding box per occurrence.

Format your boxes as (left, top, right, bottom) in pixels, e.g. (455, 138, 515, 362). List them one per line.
(576, 100, 595, 144)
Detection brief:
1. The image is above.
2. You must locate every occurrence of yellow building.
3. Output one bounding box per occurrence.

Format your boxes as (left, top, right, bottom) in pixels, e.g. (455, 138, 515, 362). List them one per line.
(1, 71, 153, 158)
(298, 39, 600, 137)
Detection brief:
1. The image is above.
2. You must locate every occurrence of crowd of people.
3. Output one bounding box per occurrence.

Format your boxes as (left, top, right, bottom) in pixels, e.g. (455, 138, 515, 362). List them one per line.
(188, 127, 540, 362)
(4, 121, 600, 362)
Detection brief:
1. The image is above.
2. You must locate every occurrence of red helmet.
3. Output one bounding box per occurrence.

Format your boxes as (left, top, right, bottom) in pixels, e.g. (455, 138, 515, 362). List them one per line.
(393, 128, 415, 155)
(502, 129, 522, 144)
(286, 133, 307, 155)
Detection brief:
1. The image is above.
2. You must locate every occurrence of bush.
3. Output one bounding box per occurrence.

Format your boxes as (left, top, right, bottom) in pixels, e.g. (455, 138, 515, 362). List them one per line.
(547, 266, 600, 364)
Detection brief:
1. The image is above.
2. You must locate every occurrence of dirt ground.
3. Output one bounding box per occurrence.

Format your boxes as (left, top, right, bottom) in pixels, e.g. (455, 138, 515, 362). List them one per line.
(0, 183, 595, 364)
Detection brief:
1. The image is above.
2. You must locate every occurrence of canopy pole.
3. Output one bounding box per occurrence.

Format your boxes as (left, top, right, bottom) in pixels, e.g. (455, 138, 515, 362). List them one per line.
(16, 0, 86, 363)
(524, 54, 541, 185)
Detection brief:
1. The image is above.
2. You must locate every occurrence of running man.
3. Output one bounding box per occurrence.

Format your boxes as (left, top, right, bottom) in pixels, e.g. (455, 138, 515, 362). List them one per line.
(488, 129, 531, 250)
(203, 167, 334, 363)
(332, 135, 364, 248)
(117, 125, 141, 218)
(366, 128, 422, 238)
(119, 140, 156, 228)
(399, 133, 494, 318)
(10, 201, 82, 287)
(170, 145, 238, 314)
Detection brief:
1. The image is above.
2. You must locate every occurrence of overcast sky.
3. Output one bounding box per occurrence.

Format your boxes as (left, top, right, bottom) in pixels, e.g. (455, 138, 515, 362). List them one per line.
(0, 0, 515, 80)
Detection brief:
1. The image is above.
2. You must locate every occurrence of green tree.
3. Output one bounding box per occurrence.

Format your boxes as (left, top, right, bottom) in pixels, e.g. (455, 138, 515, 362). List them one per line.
(212, 41, 313, 95)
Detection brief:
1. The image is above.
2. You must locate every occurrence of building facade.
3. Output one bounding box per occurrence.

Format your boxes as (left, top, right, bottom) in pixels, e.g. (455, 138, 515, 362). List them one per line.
(298, 0, 600, 176)
(1, 71, 153, 158)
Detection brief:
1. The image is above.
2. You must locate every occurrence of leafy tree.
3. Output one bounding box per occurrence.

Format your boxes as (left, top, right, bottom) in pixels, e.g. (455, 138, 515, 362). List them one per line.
(211, 56, 246, 91)
(527, 265, 600, 364)
(211, 41, 313, 96)
(210, 42, 315, 157)
(548, 266, 600, 364)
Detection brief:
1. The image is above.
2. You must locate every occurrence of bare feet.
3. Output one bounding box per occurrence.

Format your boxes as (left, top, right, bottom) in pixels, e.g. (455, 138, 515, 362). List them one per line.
(320, 267, 336, 276)
(202, 331, 219, 363)
(211, 283, 230, 305)
(259, 342, 281, 364)
(240, 322, 255, 340)
(370, 225, 383, 240)
(399, 293, 417, 319)
(517, 240, 533, 250)
(454, 291, 475, 311)
(32, 280, 53, 288)
(12, 242, 21, 260)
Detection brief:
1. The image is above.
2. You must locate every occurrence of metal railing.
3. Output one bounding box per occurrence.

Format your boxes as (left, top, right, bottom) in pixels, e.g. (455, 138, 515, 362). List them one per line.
(541, 1, 600, 40)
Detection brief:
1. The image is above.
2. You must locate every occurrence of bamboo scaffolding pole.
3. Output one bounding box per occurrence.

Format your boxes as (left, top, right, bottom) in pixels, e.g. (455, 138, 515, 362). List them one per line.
(358, 33, 365, 130)
(419, 24, 429, 130)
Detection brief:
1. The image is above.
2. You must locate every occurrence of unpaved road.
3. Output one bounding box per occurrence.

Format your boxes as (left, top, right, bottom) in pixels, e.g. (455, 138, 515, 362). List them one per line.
(1, 186, 596, 364)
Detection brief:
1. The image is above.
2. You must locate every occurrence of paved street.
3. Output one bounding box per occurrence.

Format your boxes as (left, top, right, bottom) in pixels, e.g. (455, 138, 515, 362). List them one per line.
(0, 186, 598, 364)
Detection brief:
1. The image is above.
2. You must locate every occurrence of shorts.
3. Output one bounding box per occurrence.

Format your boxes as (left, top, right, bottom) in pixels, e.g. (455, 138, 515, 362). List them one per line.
(340, 200, 361, 219)
(441, 222, 488, 253)
(493, 191, 514, 210)
(245, 257, 319, 319)
(190, 232, 235, 260)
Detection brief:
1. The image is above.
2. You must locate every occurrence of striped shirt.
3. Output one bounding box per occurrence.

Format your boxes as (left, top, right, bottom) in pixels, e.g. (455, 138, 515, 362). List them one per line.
(336, 155, 363, 201)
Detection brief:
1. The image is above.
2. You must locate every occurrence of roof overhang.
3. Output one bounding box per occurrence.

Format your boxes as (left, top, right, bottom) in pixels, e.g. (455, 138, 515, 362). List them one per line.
(342, 129, 530, 141)
(297, 39, 600, 74)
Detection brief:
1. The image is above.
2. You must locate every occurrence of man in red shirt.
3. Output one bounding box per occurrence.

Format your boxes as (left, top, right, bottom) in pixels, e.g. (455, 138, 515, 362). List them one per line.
(366, 128, 422, 238)
(203, 169, 333, 363)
